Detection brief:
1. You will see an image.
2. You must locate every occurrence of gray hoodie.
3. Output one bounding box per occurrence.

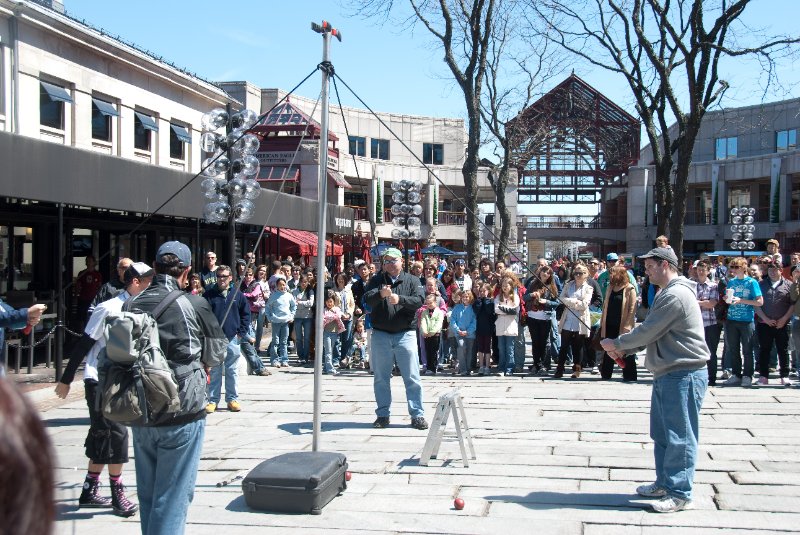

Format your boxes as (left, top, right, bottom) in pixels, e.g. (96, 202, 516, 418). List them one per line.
(612, 276, 709, 379)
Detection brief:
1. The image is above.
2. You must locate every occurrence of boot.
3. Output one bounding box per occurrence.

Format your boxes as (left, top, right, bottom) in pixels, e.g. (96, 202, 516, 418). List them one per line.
(553, 365, 565, 379)
(78, 476, 112, 508)
(110, 480, 139, 517)
(571, 365, 582, 379)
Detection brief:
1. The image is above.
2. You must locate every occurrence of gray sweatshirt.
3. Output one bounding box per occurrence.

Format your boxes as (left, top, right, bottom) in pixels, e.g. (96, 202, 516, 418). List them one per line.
(612, 276, 709, 379)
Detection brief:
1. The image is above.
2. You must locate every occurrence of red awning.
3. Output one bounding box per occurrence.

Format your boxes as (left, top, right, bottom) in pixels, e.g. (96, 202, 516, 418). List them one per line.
(264, 227, 343, 257)
(327, 170, 351, 189)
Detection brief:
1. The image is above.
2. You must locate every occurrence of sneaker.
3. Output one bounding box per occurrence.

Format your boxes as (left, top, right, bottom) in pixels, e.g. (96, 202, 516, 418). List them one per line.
(742, 376, 753, 387)
(78, 478, 112, 508)
(423, 369, 435, 376)
(110, 480, 138, 517)
(503, 371, 512, 376)
(373, 416, 390, 428)
(590, 366, 599, 375)
(721, 370, 731, 380)
(651, 495, 691, 513)
(757, 376, 768, 385)
(205, 402, 217, 414)
(536, 368, 549, 377)
(722, 375, 741, 386)
(227, 400, 241, 412)
(636, 482, 667, 498)
(410, 417, 429, 430)
(257, 368, 272, 376)
(780, 377, 791, 386)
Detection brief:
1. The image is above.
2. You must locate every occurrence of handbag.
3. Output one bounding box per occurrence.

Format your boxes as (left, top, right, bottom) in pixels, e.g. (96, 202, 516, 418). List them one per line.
(590, 328, 604, 352)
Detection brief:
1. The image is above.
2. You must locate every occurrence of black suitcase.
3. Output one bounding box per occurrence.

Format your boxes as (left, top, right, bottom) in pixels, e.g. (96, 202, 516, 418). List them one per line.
(241, 452, 348, 514)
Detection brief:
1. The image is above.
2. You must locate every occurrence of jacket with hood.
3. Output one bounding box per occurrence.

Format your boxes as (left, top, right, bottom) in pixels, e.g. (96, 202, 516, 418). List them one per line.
(612, 276, 709, 379)
(364, 270, 425, 333)
(265, 289, 297, 324)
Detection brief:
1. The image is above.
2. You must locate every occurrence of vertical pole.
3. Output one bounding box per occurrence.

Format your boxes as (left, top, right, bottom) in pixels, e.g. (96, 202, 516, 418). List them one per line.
(226, 103, 236, 267)
(312, 29, 332, 452)
(55, 203, 64, 381)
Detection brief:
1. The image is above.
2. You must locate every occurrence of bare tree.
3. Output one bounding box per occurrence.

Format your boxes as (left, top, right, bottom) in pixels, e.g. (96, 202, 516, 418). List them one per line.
(480, 13, 561, 262)
(533, 0, 799, 262)
(358, 0, 497, 265)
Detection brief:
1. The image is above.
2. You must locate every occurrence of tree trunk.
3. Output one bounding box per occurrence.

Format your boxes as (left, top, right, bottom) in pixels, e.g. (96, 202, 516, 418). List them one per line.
(495, 166, 510, 262)
(464, 105, 482, 266)
(669, 134, 697, 268)
(653, 159, 673, 238)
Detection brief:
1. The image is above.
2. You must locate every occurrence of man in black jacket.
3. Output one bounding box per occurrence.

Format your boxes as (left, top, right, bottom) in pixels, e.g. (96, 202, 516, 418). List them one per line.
(364, 248, 428, 430)
(125, 241, 226, 535)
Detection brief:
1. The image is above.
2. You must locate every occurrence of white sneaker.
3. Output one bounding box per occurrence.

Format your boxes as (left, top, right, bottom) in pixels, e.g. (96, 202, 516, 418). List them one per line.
(636, 482, 667, 498)
(757, 376, 768, 386)
(742, 376, 753, 387)
(780, 377, 791, 386)
(722, 375, 741, 386)
(651, 495, 691, 513)
(721, 370, 731, 380)
(590, 366, 599, 375)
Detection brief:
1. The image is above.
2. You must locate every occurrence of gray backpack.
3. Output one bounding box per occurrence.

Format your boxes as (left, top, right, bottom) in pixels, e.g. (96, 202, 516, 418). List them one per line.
(98, 290, 183, 426)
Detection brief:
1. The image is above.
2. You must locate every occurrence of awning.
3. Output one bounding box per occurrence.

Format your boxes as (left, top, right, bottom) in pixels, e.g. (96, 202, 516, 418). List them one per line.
(265, 226, 343, 257)
(259, 166, 300, 182)
(135, 112, 159, 132)
(92, 98, 118, 117)
(328, 169, 351, 189)
(40, 81, 73, 103)
(170, 124, 192, 143)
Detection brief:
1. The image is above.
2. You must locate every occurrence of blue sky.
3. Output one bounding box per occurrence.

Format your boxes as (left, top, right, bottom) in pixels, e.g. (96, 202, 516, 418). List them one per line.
(65, 1, 798, 218)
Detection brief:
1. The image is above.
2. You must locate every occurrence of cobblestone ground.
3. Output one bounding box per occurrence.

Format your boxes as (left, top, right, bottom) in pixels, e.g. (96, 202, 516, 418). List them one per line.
(30, 349, 800, 535)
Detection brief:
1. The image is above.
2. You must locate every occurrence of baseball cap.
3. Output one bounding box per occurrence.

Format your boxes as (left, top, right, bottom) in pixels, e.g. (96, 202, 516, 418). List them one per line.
(454, 258, 466, 266)
(123, 262, 154, 285)
(606, 252, 619, 261)
(354, 259, 366, 267)
(156, 240, 191, 268)
(638, 247, 679, 269)
(383, 247, 402, 259)
(766, 238, 779, 246)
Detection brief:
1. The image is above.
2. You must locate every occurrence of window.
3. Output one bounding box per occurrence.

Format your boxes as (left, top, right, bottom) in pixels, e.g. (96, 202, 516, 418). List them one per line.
(370, 138, 390, 160)
(169, 123, 191, 159)
(423, 143, 443, 165)
(91, 98, 118, 141)
(776, 129, 797, 152)
(134, 111, 158, 151)
(715, 136, 737, 160)
(40, 80, 72, 129)
(348, 136, 365, 157)
(727, 186, 750, 222)
(791, 175, 800, 220)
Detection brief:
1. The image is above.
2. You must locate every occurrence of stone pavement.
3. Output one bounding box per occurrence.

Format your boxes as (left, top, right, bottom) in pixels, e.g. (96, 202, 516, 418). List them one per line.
(33, 356, 800, 535)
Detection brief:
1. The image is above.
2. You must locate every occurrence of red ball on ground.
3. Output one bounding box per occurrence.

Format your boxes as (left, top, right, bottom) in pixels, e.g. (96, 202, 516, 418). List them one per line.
(453, 498, 465, 510)
(345, 471, 352, 481)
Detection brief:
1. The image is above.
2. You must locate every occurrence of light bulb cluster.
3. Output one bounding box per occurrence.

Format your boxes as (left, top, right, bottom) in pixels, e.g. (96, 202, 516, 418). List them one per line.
(200, 107, 262, 223)
(390, 179, 423, 239)
(729, 206, 756, 250)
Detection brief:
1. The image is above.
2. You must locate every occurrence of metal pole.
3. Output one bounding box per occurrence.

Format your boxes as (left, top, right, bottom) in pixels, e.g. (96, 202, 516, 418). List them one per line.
(55, 203, 64, 381)
(312, 26, 333, 452)
(226, 103, 236, 267)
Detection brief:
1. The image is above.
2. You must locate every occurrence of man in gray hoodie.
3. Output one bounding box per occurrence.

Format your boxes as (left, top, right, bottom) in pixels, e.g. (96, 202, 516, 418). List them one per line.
(601, 247, 709, 513)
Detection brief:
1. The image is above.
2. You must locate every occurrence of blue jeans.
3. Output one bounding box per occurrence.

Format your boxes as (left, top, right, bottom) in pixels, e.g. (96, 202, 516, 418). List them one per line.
(254, 308, 266, 352)
(726, 320, 755, 378)
(132, 418, 205, 535)
(208, 337, 240, 403)
(650, 368, 707, 501)
(514, 327, 526, 369)
(371, 330, 424, 418)
(269, 322, 290, 365)
(498, 335, 515, 373)
(335, 319, 353, 364)
(322, 331, 338, 373)
(454, 336, 474, 374)
(294, 317, 313, 362)
(240, 324, 263, 374)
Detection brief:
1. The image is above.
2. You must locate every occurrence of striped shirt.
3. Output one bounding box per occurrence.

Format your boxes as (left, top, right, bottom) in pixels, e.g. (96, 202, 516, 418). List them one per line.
(695, 279, 719, 327)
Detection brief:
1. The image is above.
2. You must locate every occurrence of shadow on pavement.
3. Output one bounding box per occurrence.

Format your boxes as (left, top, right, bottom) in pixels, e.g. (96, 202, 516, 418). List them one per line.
(44, 416, 90, 427)
(278, 421, 390, 435)
(483, 491, 651, 511)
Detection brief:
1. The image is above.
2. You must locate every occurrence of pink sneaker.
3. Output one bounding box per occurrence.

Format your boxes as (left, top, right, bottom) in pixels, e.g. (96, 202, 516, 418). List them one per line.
(757, 376, 768, 385)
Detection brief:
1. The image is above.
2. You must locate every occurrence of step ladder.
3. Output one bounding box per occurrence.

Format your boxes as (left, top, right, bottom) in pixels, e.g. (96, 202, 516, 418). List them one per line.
(419, 389, 476, 467)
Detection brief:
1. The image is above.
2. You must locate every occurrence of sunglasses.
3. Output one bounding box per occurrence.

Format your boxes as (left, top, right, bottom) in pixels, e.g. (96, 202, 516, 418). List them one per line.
(383, 258, 400, 264)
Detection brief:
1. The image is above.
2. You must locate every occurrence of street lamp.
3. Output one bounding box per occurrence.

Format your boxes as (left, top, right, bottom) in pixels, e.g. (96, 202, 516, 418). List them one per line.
(729, 206, 756, 256)
(390, 179, 423, 268)
(199, 105, 262, 264)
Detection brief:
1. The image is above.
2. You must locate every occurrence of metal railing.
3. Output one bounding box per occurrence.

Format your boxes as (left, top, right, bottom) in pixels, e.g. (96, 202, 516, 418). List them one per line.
(518, 215, 625, 229)
(685, 211, 713, 225)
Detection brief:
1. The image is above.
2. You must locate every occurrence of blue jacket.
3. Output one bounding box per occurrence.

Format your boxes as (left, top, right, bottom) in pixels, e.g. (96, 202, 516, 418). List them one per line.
(0, 300, 28, 366)
(449, 303, 476, 339)
(203, 284, 250, 339)
(266, 290, 296, 324)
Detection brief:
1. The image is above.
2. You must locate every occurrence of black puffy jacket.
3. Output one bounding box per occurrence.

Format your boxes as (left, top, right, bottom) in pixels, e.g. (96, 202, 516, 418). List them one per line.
(364, 271, 425, 333)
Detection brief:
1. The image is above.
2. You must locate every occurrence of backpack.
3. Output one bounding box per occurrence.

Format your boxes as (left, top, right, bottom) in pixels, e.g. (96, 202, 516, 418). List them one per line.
(98, 290, 184, 426)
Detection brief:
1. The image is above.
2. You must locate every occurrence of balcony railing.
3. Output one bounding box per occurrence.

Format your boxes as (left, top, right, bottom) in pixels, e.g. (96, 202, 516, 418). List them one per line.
(437, 211, 466, 226)
(346, 205, 368, 221)
(518, 215, 625, 229)
(685, 211, 713, 225)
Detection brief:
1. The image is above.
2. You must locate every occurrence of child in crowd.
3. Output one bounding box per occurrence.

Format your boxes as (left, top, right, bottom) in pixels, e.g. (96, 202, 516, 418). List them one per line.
(474, 282, 496, 375)
(322, 291, 346, 375)
(188, 273, 203, 295)
(420, 294, 445, 376)
(495, 276, 521, 376)
(450, 289, 477, 376)
(349, 318, 369, 368)
(265, 277, 296, 367)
